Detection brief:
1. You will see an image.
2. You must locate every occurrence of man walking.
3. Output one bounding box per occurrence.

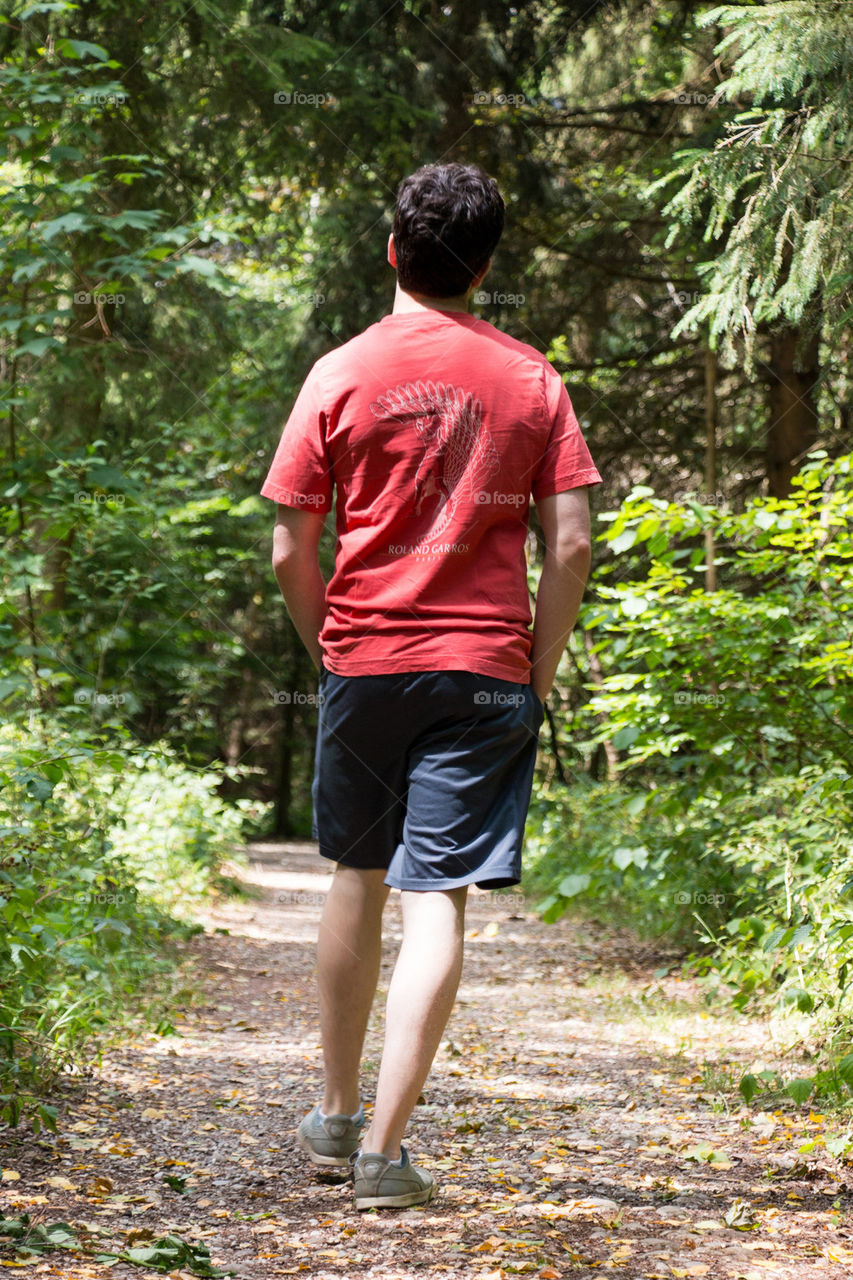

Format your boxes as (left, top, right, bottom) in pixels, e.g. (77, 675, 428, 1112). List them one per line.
(261, 163, 600, 1210)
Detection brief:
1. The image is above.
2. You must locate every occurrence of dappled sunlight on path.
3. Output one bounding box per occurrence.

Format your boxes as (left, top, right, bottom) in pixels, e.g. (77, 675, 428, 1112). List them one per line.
(2, 841, 851, 1279)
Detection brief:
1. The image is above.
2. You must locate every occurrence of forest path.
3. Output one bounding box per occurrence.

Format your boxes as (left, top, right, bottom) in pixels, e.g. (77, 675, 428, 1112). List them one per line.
(2, 840, 851, 1279)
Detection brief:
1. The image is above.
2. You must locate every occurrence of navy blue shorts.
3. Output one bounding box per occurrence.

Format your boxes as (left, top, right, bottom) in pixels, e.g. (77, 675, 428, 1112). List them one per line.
(311, 667, 545, 891)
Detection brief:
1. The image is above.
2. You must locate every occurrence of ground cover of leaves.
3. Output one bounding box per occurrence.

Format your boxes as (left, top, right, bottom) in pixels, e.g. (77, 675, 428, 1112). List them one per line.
(2, 840, 853, 1279)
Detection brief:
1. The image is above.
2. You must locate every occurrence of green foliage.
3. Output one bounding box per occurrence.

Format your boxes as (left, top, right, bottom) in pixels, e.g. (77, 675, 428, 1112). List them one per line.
(2, 0, 853, 1111)
(654, 1, 853, 360)
(0, 722, 258, 1129)
(527, 453, 853, 1029)
(0, 1215, 234, 1275)
(587, 451, 852, 782)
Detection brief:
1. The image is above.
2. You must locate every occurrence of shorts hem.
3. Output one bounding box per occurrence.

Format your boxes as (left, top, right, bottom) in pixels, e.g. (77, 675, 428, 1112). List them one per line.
(385, 868, 521, 892)
(318, 844, 389, 871)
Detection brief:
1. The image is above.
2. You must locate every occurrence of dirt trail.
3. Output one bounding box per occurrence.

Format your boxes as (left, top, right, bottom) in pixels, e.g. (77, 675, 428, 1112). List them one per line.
(2, 840, 852, 1279)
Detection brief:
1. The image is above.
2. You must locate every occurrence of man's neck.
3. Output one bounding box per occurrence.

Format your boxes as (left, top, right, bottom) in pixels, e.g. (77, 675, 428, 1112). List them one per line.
(392, 283, 470, 314)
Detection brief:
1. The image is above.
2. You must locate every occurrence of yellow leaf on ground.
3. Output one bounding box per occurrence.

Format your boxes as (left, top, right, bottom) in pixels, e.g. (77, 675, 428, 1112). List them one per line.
(46, 1176, 76, 1191)
(85, 1176, 114, 1196)
(1, 1170, 21, 1182)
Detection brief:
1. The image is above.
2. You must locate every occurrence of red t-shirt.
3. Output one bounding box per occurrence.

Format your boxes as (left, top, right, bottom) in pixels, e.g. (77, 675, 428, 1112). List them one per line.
(261, 309, 601, 682)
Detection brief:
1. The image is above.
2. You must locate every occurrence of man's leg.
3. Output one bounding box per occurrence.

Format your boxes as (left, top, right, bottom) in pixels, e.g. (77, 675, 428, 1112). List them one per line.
(317, 864, 390, 1117)
(360, 885, 468, 1159)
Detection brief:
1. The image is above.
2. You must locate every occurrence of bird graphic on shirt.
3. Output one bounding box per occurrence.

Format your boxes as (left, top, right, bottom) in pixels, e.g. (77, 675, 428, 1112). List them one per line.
(369, 380, 499, 546)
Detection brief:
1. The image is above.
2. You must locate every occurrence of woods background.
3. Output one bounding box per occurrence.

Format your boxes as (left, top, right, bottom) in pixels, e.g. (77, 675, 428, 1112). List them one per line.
(1, 0, 852, 1127)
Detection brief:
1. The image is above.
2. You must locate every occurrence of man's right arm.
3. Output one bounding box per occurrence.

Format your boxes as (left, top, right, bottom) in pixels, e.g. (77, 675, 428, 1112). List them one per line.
(530, 488, 592, 703)
(271, 503, 328, 670)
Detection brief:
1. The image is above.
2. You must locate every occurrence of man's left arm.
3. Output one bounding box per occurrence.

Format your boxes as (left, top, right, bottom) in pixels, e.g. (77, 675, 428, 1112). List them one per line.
(271, 504, 328, 670)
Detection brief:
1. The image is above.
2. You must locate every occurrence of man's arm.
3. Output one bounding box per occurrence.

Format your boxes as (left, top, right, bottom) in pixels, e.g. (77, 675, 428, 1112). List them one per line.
(271, 504, 328, 670)
(530, 488, 592, 703)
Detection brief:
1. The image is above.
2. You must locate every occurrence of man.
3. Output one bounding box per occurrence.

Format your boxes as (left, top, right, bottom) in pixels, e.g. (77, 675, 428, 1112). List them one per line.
(261, 162, 600, 1211)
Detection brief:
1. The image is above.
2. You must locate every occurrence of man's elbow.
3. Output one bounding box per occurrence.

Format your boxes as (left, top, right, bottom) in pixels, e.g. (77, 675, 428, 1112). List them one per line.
(271, 543, 288, 575)
(272, 540, 305, 586)
(553, 532, 592, 570)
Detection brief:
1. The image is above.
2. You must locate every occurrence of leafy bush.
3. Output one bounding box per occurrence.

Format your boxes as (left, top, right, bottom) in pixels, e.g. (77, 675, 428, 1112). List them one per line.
(0, 724, 259, 1129)
(528, 452, 853, 1030)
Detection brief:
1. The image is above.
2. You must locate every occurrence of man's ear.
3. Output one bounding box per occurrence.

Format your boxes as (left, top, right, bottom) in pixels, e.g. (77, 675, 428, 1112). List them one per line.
(469, 258, 492, 292)
(387, 233, 397, 269)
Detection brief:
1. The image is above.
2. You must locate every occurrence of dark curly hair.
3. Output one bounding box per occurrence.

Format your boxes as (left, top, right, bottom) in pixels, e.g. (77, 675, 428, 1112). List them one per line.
(392, 163, 505, 299)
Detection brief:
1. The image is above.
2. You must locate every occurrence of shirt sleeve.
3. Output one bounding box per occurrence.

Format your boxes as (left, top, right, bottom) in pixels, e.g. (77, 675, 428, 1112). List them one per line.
(531, 364, 602, 501)
(260, 363, 334, 513)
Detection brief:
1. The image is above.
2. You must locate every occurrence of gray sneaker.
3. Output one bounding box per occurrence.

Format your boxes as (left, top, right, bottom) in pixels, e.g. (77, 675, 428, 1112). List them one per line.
(350, 1145, 436, 1210)
(296, 1105, 365, 1167)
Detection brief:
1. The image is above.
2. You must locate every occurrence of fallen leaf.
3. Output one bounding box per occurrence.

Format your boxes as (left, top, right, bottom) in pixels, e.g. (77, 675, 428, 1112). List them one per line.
(85, 1176, 114, 1196)
(724, 1198, 759, 1230)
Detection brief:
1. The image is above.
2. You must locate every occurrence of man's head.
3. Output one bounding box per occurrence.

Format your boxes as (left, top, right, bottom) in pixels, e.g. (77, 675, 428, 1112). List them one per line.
(391, 163, 505, 300)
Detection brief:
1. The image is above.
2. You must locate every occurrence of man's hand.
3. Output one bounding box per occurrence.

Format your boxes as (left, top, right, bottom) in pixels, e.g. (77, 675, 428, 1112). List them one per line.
(530, 488, 592, 703)
(271, 504, 328, 669)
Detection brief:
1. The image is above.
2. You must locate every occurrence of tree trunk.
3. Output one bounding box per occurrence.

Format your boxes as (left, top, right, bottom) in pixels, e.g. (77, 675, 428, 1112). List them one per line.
(765, 328, 820, 498)
(704, 347, 718, 591)
(272, 693, 296, 838)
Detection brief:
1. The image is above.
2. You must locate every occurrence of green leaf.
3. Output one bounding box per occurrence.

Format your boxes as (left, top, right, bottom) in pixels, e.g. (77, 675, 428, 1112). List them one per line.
(13, 337, 58, 358)
(54, 38, 110, 60)
(39, 212, 92, 241)
(785, 1077, 815, 1105)
(557, 872, 591, 898)
(611, 845, 649, 869)
(789, 923, 812, 949)
(836, 1054, 853, 1088)
(611, 724, 641, 750)
(620, 594, 648, 618)
(739, 1073, 759, 1103)
(610, 528, 636, 554)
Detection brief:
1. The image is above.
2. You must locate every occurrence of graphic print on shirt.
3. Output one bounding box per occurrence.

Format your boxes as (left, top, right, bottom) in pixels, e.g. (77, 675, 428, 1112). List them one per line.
(369, 380, 499, 548)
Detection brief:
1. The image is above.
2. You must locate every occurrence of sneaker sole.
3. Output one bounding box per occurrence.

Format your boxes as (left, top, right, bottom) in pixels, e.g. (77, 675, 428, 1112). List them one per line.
(354, 1184, 436, 1211)
(296, 1129, 355, 1168)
